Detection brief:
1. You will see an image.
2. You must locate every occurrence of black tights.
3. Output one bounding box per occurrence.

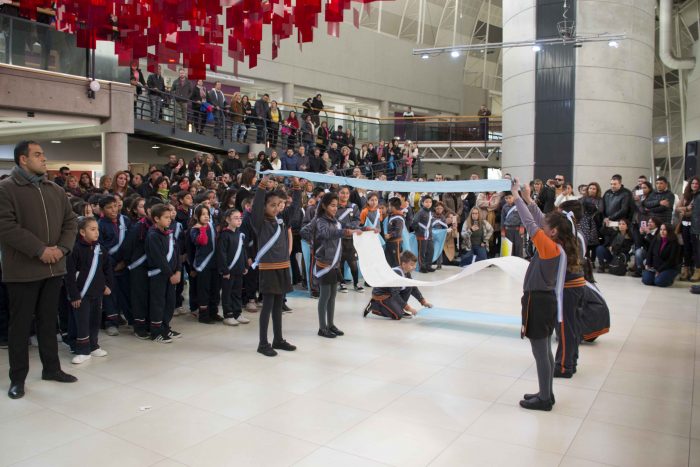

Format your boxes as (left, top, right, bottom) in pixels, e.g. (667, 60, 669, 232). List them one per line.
(259, 293, 283, 347)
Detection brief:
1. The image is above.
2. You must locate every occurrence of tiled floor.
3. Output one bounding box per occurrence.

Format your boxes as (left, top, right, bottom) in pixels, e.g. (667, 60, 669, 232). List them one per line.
(0, 266, 697, 466)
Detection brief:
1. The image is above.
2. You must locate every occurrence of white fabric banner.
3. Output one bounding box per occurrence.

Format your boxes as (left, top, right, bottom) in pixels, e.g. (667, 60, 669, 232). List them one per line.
(353, 232, 530, 287)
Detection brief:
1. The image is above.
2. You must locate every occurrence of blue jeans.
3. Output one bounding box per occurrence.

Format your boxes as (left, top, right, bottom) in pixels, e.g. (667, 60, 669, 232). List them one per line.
(595, 246, 613, 264)
(642, 269, 679, 287)
(233, 123, 246, 141)
(460, 246, 488, 266)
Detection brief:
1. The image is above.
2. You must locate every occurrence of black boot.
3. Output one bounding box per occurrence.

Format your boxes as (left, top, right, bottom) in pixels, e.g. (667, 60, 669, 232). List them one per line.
(329, 325, 344, 336)
(519, 397, 553, 411)
(318, 328, 336, 338)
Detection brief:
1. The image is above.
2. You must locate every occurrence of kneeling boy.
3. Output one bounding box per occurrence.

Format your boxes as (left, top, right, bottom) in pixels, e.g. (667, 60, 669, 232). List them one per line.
(364, 251, 433, 320)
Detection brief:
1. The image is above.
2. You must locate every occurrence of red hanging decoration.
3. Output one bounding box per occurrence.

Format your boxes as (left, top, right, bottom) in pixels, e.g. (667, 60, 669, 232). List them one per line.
(16, 0, 388, 79)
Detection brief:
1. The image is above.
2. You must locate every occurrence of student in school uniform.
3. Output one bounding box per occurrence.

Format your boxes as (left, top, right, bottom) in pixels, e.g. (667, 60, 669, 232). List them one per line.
(431, 201, 452, 269)
(217, 209, 250, 326)
(511, 178, 580, 411)
(174, 190, 193, 315)
(336, 186, 362, 293)
(239, 195, 261, 312)
(97, 195, 132, 336)
(384, 197, 406, 268)
(145, 204, 182, 343)
(359, 192, 383, 231)
(251, 175, 297, 357)
(303, 192, 364, 338)
(188, 204, 222, 324)
(121, 197, 161, 339)
(363, 251, 432, 320)
(65, 217, 113, 364)
(501, 192, 525, 258)
(412, 195, 436, 273)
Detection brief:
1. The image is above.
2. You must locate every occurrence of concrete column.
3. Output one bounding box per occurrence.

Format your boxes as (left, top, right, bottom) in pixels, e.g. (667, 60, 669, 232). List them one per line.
(501, 0, 536, 182)
(282, 82, 295, 106)
(101, 132, 128, 175)
(573, 0, 655, 185)
(379, 100, 391, 141)
(685, 41, 700, 143)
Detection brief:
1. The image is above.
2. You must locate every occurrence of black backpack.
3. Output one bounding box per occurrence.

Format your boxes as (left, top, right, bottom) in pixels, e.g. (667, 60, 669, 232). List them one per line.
(607, 253, 628, 276)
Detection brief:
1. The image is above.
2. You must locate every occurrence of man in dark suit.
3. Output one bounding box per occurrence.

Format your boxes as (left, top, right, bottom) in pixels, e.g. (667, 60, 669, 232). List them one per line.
(146, 65, 166, 123)
(170, 68, 193, 130)
(254, 94, 270, 143)
(207, 81, 228, 139)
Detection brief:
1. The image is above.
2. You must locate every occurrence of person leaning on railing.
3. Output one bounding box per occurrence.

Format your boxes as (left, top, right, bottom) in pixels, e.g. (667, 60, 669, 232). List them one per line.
(170, 68, 193, 130)
(230, 92, 246, 143)
(190, 80, 207, 134)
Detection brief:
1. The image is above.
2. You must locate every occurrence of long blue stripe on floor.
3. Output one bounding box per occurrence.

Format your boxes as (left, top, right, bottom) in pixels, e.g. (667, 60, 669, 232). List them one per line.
(417, 308, 521, 325)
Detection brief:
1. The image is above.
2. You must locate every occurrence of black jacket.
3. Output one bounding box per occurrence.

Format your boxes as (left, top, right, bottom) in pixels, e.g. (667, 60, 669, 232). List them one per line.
(602, 186, 633, 221)
(145, 226, 180, 278)
(535, 186, 555, 214)
(189, 224, 216, 272)
(222, 157, 243, 177)
(645, 236, 681, 273)
(121, 218, 152, 270)
(146, 73, 165, 95)
(642, 190, 675, 225)
(216, 228, 247, 275)
(65, 239, 113, 301)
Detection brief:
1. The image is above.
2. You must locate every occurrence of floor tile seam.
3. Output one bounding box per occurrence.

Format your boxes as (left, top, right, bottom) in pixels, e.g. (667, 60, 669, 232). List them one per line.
(289, 446, 394, 467)
(180, 390, 302, 423)
(458, 429, 571, 457)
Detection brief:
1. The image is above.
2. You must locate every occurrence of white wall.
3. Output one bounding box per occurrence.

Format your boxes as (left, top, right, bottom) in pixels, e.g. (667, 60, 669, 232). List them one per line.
(222, 24, 466, 115)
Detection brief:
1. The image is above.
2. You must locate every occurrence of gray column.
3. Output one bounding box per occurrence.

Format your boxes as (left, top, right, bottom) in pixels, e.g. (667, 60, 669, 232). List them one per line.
(283, 83, 295, 106)
(502, 0, 655, 185)
(379, 100, 391, 141)
(573, 0, 655, 184)
(686, 41, 700, 143)
(101, 132, 128, 176)
(501, 0, 537, 182)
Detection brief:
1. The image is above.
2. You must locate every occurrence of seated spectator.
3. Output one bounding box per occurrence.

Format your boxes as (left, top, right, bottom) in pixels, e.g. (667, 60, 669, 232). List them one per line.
(633, 216, 660, 276)
(281, 149, 300, 171)
(595, 218, 633, 272)
(460, 207, 493, 264)
(642, 222, 681, 287)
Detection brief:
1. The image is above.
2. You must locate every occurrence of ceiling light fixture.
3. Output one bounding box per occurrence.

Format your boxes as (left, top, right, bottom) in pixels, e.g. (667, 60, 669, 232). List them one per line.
(532, 45, 542, 52)
(152, 145, 160, 149)
(450, 50, 460, 58)
(50, 140, 61, 144)
(608, 40, 619, 48)
(421, 54, 430, 60)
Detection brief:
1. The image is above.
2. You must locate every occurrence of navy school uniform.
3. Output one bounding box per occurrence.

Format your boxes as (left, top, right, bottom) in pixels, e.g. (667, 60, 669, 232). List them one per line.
(385, 213, 405, 268)
(121, 218, 152, 335)
(174, 207, 191, 308)
(65, 238, 113, 355)
(336, 202, 360, 286)
(145, 226, 181, 338)
(412, 207, 435, 271)
(251, 181, 295, 348)
(240, 208, 259, 304)
(216, 228, 247, 319)
(365, 266, 426, 320)
(98, 214, 132, 327)
(189, 222, 221, 322)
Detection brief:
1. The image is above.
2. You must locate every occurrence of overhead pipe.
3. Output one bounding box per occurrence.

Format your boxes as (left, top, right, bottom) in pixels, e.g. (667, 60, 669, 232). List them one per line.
(659, 0, 695, 70)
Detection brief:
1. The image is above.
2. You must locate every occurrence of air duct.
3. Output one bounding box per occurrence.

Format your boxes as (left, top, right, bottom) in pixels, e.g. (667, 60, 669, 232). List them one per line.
(659, 0, 695, 70)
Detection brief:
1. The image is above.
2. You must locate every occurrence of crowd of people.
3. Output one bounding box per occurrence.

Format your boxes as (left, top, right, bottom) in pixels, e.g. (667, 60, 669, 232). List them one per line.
(0, 139, 696, 402)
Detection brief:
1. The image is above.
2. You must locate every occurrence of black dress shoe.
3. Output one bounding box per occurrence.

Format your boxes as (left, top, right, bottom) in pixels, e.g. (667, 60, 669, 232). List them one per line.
(41, 370, 78, 383)
(272, 340, 297, 351)
(318, 328, 336, 338)
(329, 325, 344, 336)
(281, 304, 292, 312)
(257, 345, 278, 357)
(210, 314, 224, 322)
(8, 382, 24, 399)
(553, 370, 573, 379)
(519, 397, 553, 411)
(523, 393, 555, 405)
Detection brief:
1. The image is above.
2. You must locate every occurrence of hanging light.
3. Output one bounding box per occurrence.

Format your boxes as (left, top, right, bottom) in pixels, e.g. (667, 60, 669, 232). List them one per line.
(532, 45, 542, 52)
(450, 50, 460, 58)
(608, 40, 619, 48)
(421, 54, 430, 60)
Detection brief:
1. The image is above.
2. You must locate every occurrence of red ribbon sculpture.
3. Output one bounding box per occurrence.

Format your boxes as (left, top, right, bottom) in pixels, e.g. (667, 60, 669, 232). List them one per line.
(15, 0, 386, 78)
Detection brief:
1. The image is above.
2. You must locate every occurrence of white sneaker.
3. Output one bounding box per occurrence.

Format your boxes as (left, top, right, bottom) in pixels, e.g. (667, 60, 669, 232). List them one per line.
(402, 312, 414, 319)
(173, 307, 186, 316)
(90, 348, 108, 357)
(106, 327, 120, 336)
(72, 354, 91, 364)
(245, 301, 257, 312)
(223, 318, 239, 326)
(236, 316, 251, 324)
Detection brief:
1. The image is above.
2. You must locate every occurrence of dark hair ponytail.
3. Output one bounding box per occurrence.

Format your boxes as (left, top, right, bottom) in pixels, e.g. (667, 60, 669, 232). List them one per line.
(545, 211, 581, 273)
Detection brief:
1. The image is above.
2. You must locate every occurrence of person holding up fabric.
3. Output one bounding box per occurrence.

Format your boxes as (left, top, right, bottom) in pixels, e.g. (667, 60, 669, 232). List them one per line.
(412, 195, 436, 273)
(510, 177, 577, 411)
(303, 192, 365, 338)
